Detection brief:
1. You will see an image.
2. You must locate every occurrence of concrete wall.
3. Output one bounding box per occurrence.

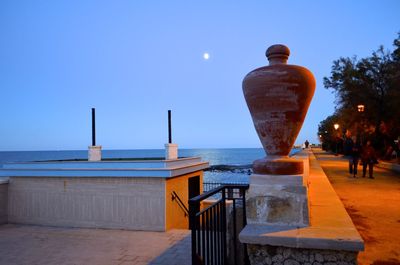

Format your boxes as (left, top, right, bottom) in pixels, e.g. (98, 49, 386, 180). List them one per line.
(165, 171, 203, 230)
(8, 177, 165, 231)
(247, 244, 357, 265)
(0, 183, 7, 224)
(292, 148, 311, 186)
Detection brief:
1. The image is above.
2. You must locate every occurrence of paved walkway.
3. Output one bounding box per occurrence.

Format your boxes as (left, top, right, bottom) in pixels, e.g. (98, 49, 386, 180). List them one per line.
(313, 148, 400, 265)
(0, 224, 191, 265)
(2, 151, 400, 265)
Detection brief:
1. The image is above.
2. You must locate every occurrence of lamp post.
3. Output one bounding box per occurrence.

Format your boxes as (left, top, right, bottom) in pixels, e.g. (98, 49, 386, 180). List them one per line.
(334, 123, 340, 156)
(357, 104, 365, 144)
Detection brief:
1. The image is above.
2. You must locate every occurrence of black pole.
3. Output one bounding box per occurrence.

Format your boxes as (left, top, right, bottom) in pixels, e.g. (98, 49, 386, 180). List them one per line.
(168, 110, 172, 144)
(92, 108, 96, 146)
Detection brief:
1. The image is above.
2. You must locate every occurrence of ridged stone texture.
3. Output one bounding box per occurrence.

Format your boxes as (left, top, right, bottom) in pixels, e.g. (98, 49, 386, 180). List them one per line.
(243, 44, 316, 157)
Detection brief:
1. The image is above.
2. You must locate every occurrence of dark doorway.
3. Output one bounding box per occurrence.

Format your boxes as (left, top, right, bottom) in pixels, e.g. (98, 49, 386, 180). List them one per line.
(188, 176, 200, 229)
(188, 175, 200, 199)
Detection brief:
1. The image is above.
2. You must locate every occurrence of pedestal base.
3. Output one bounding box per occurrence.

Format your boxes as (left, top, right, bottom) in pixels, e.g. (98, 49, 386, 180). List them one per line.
(253, 156, 303, 175)
(165, 143, 178, 160)
(88, 146, 102, 161)
(246, 173, 309, 227)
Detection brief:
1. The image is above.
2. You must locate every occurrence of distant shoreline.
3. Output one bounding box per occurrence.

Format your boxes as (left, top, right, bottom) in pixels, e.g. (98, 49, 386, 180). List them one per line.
(205, 164, 253, 175)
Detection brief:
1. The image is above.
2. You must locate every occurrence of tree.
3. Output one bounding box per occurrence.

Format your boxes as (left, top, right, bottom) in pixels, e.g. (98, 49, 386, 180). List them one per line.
(321, 33, 400, 156)
(317, 114, 340, 151)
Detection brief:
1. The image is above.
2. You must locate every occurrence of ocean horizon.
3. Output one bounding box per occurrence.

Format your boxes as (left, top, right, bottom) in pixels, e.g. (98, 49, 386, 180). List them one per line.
(0, 148, 299, 183)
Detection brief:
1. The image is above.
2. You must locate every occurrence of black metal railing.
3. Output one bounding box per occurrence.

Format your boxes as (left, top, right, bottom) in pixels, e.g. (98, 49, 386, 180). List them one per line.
(172, 191, 189, 217)
(189, 184, 249, 265)
(203, 182, 248, 198)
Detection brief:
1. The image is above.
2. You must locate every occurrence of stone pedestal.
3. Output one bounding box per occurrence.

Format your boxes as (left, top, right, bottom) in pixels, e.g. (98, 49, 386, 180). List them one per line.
(239, 150, 364, 265)
(88, 145, 102, 161)
(246, 173, 309, 227)
(165, 143, 178, 160)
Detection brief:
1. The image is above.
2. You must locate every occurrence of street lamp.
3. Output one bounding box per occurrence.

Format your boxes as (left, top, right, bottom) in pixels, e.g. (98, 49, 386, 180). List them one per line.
(334, 123, 340, 155)
(357, 104, 365, 143)
(334, 123, 339, 130)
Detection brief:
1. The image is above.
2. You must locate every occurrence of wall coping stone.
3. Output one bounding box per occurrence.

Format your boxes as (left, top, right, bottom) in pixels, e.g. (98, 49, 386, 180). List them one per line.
(0, 177, 9, 184)
(239, 149, 364, 252)
(0, 157, 209, 178)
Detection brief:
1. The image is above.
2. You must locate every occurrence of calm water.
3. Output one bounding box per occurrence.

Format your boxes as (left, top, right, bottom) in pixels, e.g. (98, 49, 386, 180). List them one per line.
(0, 148, 298, 183)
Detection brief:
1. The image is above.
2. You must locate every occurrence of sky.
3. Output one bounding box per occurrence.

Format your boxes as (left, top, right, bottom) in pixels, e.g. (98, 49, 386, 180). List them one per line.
(0, 0, 399, 151)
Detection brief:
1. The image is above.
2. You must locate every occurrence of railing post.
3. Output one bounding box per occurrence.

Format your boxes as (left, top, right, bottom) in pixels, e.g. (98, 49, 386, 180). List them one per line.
(242, 187, 250, 265)
(232, 198, 237, 265)
(189, 201, 199, 265)
(221, 187, 227, 264)
(227, 188, 233, 199)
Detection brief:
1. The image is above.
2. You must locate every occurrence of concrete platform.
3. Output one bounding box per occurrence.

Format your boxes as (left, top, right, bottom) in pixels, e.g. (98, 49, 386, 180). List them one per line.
(1, 157, 208, 231)
(0, 157, 208, 178)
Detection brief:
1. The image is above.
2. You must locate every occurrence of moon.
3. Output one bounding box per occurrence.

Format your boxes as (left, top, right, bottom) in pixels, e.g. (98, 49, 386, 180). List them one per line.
(203, 52, 210, 60)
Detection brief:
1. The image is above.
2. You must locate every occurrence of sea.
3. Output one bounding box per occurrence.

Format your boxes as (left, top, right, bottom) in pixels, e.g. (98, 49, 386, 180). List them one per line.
(0, 148, 299, 183)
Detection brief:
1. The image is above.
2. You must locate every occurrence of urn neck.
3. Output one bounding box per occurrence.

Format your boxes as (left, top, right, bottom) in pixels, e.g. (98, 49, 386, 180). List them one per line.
(268, 57, 288, 65)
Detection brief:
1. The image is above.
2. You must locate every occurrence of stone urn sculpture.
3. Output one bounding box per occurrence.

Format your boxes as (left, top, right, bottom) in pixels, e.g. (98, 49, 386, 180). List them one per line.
(243, 44, 315, 175)
(241, 44, 315, 228)
(239, 46, 362, 265)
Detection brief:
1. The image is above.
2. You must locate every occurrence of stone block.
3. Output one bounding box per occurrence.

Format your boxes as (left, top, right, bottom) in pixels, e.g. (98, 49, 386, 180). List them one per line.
(165, 144, 178, 160)
(88, 145, 102, 161)
(247, 196, 304, 225)
(246, 173, 309, 226)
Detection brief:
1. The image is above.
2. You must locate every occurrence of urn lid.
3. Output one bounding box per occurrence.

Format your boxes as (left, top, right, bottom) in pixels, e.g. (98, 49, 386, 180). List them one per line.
(265, 44, 290, 65)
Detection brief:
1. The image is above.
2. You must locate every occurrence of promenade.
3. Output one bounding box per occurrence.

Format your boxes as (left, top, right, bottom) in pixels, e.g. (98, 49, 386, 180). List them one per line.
(313, 148, 400, 265)
(1, 150, 399, 265)
(0, 225, 191, 265)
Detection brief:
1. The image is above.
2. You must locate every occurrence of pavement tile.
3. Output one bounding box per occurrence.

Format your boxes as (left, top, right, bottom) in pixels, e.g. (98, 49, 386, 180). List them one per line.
(119, 255, 137, 262)
(0, 224, 191, 265)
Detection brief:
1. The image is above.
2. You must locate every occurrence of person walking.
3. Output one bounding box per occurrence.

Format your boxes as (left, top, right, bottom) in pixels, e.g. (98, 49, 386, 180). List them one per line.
(350, 137, 361, 178)
(361, 140, 377, 179)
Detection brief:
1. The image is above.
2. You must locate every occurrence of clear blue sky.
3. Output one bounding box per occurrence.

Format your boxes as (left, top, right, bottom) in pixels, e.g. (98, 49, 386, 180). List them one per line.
(1, 0, 399, 151)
